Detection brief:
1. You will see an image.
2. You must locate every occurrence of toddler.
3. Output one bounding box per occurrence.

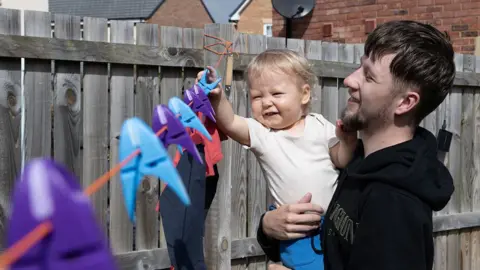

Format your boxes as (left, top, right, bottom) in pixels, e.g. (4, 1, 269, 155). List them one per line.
(197, 49, 357, 269)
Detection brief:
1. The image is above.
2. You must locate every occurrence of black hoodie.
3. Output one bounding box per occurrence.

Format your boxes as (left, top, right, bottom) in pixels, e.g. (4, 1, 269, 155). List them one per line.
(256, 126, 455, 270)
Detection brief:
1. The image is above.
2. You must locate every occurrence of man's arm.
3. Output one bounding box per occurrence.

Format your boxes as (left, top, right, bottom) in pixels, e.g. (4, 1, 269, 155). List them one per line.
(256, 213, 281, 262)
(347, 184, 432, 270)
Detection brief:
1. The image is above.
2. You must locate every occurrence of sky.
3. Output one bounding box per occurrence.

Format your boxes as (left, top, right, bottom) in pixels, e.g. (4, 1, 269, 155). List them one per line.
(202, 0, 245, 23)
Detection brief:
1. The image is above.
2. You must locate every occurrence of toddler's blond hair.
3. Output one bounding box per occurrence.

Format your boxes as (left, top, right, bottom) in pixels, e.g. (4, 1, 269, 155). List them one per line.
(244, 49, 317, 112)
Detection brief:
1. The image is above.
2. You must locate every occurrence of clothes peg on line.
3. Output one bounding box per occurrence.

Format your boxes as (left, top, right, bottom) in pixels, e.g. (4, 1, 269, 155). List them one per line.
(197, 68, 222, 96)
(183, 87, 216, 124)
(168, 97, 212, 142)
(6, 158, 118, 270)
(119, 117, 190, 223)
(152, 104, 203, 165)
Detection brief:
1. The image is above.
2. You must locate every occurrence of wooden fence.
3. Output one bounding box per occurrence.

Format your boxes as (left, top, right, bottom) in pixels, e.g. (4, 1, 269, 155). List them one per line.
(0, 7, 479, 270)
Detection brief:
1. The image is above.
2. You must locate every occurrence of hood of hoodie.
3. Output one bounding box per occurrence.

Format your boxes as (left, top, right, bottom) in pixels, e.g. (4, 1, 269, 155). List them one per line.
(349, 127, 454, 211)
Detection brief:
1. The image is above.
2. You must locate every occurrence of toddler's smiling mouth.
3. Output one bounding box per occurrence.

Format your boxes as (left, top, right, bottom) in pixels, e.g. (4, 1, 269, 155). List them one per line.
(264, 112, 279, 116)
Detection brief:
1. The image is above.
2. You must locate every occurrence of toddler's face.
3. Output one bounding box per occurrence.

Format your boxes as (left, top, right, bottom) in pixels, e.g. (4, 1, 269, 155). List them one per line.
(249, 70, 310, 130)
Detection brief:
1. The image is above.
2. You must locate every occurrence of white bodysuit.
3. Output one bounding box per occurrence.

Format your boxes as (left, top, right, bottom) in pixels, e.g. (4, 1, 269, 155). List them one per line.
(244, 113, 340, 212)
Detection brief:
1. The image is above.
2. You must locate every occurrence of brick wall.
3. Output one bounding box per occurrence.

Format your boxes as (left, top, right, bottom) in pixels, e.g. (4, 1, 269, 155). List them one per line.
(146, 0, 212, 29)
(272, 0, 480, 55)
(236, 0, 272, 35)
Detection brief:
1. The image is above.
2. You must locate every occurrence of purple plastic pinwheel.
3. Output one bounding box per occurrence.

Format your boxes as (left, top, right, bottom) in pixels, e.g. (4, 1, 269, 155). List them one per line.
(183, 87, 216, 124)
(6, 158, 118, 270)
(152, 104, 203, 164)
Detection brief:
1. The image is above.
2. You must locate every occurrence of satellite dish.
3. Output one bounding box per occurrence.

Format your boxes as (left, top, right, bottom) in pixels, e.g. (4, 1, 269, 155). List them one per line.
(272, 0, 315, 19)
(271, 0, 316, 48)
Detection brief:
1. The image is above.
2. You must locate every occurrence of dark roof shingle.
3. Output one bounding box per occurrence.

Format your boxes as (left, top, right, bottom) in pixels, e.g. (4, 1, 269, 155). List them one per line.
(49, 0, 246, 22)
(49, 0, 164, 20)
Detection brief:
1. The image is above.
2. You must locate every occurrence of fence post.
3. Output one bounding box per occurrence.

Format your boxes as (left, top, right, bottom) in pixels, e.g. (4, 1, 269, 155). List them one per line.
(203, 23, 235, 269)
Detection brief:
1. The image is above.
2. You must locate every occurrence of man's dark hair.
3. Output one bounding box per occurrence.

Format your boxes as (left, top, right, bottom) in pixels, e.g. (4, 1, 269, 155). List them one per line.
(364, 20, 455, 125)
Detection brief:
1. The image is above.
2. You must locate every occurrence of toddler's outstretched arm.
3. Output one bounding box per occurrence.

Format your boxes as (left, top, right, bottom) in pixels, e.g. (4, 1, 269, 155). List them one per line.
(196, 66, 251, 146)
(330, 120, 358, 168)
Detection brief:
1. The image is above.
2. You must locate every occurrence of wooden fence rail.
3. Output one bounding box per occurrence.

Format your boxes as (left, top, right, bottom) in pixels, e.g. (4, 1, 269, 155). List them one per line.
(0, 7, 479, 270)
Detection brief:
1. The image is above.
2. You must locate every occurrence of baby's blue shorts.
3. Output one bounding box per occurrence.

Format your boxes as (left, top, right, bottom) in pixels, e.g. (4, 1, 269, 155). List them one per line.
(269, 205, 324, 270)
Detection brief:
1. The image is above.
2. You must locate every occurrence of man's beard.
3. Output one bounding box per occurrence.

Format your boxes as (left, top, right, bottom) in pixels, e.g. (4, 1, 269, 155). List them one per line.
(340, 104, 390, 133)
(340, 107, 366, 132)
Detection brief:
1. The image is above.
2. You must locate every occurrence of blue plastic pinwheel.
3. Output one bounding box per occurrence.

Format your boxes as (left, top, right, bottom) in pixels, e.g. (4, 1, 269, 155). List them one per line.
(197, 68, 222, 95)
(119, 117, 191, 222)
(168, 97, 212, 142)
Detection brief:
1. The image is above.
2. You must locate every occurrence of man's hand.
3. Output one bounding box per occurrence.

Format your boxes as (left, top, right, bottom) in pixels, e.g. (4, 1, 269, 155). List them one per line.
(268, 263, 290, 270)
(262, 193, 324, 241)
(196, 66, 222, 96)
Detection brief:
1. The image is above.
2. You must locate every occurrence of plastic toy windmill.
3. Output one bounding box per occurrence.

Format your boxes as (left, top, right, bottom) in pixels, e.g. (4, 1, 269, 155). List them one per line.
(152, 95, 213, 155)
(183, 85, 216, 124)
(5, 158, 118, 270)
(196, 68, 222, 96)
(168, 96, 212, 142)
(152, 104, 203, 165)
(118, 117, 191, 223)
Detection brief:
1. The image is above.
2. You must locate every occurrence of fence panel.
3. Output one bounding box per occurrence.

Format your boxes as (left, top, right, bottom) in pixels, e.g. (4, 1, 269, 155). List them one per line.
(52, 13, 83, 188)
(23, 10, 52, 162)
(0, 8, 21, 251)
(134, 22, 161, 251)
(82, 15, 110, 235)
(109, 20, 136, 253)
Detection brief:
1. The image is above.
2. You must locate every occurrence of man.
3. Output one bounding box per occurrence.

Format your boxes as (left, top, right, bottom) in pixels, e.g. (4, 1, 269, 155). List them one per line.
(256, 20, 455, 270)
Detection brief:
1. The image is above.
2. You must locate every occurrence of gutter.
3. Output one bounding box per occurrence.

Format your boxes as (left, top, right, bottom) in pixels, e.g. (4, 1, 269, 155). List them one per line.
(229, 0, 251, 22)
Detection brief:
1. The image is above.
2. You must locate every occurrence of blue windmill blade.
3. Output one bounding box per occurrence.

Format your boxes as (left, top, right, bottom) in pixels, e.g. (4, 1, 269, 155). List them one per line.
(119, 117, 191, 222)
(197, 68, 222, 95)
(167, 97, 212, 141)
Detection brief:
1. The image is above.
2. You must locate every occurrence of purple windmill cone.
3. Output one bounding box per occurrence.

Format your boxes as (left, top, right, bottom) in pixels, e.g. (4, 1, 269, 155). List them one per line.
(152, 104, 203, 164)
(183, 88, 216, 124)
(6, 158, 117, 270)
(192, 84, 216, 118)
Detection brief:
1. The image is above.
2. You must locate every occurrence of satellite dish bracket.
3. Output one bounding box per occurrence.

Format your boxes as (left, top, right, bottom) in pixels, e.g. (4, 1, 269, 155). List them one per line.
(271, 0, 315, 49)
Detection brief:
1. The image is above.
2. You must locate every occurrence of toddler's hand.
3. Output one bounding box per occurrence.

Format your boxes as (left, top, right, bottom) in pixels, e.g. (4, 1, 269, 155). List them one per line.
(195, 66, 222, 96)
(336, 119, 357, 145)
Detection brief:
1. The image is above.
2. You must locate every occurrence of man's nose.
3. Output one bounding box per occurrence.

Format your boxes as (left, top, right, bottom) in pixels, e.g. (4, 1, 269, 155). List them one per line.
(343, 72, 360, 93)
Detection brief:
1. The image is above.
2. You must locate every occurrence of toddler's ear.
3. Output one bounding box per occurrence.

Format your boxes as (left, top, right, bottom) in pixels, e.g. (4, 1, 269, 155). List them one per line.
(301, 84, 311, 105)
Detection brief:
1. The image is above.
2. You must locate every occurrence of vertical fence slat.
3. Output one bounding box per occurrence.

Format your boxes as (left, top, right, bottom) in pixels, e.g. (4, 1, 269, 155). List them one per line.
(471, 55, 480, 270)
(134, 22, 161, 251)
(337, 44, 354, 117)
(157, 26, 184, 251)
(245, 33, 268, 270)
(159, 26, 183, 159)
(321, 42, 339, 123)
(434, 85, 448, 270)
(444, 54, 463, 270)
(52, 13, 82, 182)
(82, 16, 110, 233)
(109, 20, 135, 253)
(0, 7, 21, 250)
(203, 23, 235, 270)
(460, 53, 475, 270)
(182, 27, 204, 92)
(230, 31, 249, 270)
(23, 10, 52, 163)
(305, 40, 323, 115)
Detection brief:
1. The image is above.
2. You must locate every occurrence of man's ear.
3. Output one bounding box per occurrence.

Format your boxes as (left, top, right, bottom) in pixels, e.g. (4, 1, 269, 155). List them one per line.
(395, 90, 420, 116)
(301, 84, 311, 105)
